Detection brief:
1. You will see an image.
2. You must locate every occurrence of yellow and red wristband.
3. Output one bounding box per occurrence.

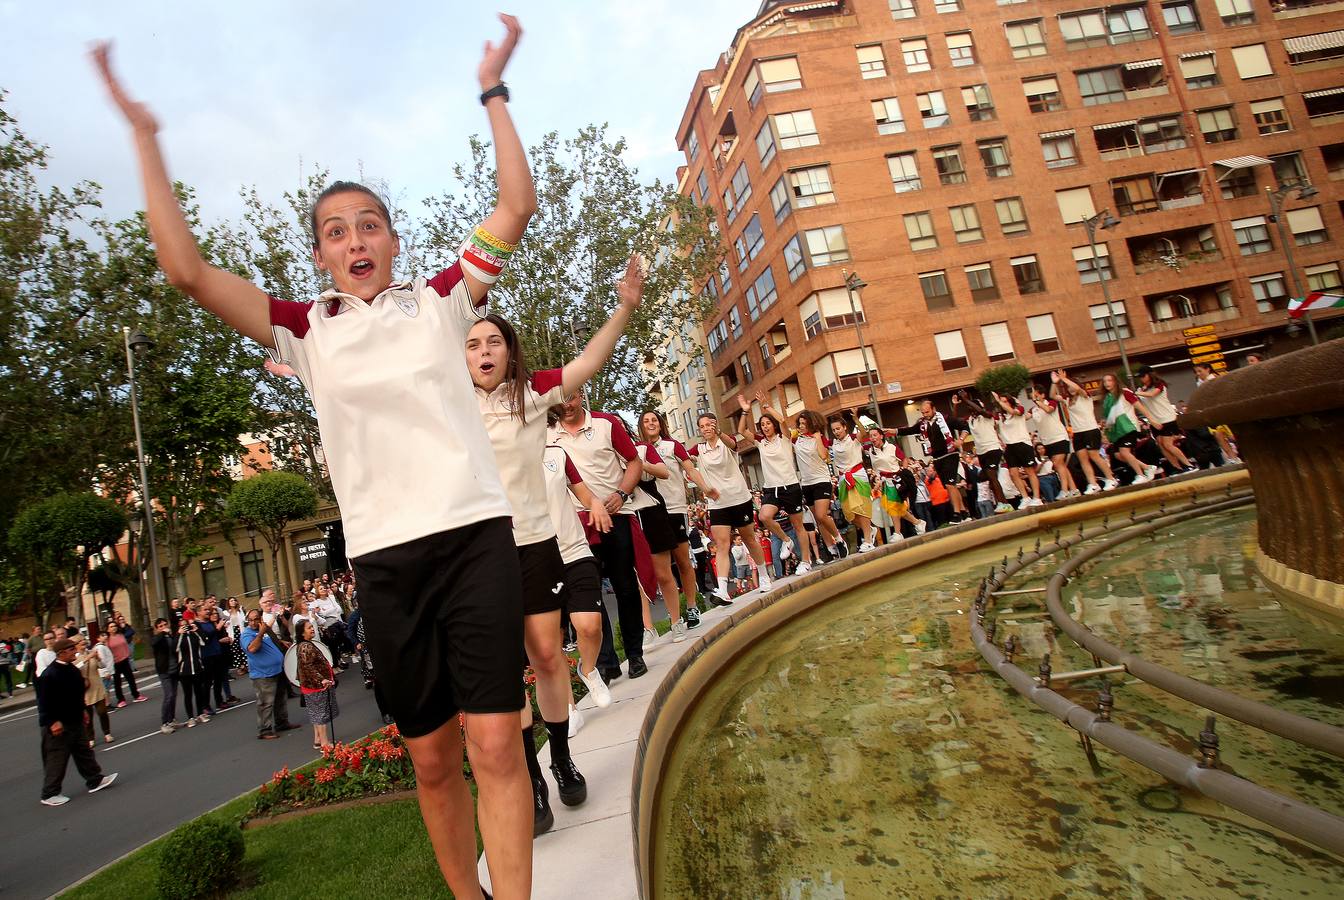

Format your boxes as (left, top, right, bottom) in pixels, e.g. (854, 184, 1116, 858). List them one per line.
(459, 226, 517, 284)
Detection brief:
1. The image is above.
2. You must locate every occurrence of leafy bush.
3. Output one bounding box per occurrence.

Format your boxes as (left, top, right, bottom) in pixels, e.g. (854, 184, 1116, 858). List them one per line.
(974, 363, 1032, 401)
(155, 818, 244, 899)
(249, 724, 418, 820)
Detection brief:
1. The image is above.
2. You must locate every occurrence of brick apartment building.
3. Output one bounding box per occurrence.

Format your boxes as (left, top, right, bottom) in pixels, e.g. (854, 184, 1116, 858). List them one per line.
(667, 0, 1344, 445)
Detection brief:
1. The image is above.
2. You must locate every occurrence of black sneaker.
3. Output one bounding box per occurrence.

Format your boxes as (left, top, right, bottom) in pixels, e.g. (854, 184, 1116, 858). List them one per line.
(532, 776, 554, 834)
(600, 667, 622, 685)
(627, 657, 648, 679)
(685, 606, 702, 629)
(833, 541, 849, 559)
(549, 758, 588, 807)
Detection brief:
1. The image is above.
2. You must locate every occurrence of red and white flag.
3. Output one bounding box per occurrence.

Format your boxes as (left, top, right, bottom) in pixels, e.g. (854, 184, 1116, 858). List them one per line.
(1288, 291, 1344, 319)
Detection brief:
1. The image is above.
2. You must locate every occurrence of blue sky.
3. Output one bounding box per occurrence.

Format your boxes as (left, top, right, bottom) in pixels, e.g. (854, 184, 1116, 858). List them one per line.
(2, 0, 753, 226)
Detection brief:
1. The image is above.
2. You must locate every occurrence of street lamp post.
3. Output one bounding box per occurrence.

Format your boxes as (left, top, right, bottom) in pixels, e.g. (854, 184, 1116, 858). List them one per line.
(123, 326, 167, 619)
(1267, 183, 1321, 345)
(843, 271, 884, 429)
(1080, 210, 1131, 386)
(128, 511, 150, 626)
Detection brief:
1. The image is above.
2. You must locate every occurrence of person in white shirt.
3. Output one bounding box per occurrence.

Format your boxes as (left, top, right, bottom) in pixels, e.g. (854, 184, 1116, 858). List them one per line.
(687, 413, 773, 603)
(94, 20, 537, 896)
(827, 412, 880, 551)
(637, 412, 714, 627)
(33, 630, 58, 680)
(792, 410, 847, 559)
(1136, 366, 1197, 473)
(1029, 383, 1080, 499)
(1191, 362, 1240, 464)
(735, 391, 819, 574)
(992, 392, 1043, 508)
(952, 391, 1012, 513)
(1052, 370, 1119, 494)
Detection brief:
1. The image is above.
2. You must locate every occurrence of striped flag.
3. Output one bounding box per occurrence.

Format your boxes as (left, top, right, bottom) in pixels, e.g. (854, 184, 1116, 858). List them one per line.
(1288, 291, 1344, 318)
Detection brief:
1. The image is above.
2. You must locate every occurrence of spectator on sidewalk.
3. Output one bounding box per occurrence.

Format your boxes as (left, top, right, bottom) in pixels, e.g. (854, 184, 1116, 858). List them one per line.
(34, 629, 58, 680)
(0, 635, 15, 697)
(151, 618, 179, 734)
(175, 617, 210, 727)
(104, 622, 145, 708)
(241, 608, 297, 740)
(37, 638, 117, 806)
(73, 634, 112, 746)
(114, 614, 137, 672)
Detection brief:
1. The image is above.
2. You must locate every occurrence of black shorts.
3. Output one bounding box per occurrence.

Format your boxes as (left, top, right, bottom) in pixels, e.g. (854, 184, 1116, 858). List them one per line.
(638, 502, 680, 554)
(801, 481, 833, 506)
(667, 512, 690, 545)
(1044, 439, 1072, 458)
(1004, 442, 1036, 469)
(932, 453, 961, 485)
(979, 449, 1004, 469)
(518, 537, 567, 616)
(761, 483, 805, 515)
(1110, 431, 1140, 449)
(1073, 429, 1101, 451)
(1155, 421, 1183, 437)
(708, 500, 755, 529)
(351, 517, 524, 737)
(562, 557, 604, 615)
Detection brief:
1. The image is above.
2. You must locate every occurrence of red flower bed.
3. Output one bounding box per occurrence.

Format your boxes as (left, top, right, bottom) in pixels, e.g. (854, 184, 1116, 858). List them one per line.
(248, 724, 421, 820)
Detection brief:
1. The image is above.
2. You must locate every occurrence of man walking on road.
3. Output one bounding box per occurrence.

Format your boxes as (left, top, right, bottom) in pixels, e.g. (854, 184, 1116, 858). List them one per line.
(37, 638, 117, 806)
(241, 609, 297, 740)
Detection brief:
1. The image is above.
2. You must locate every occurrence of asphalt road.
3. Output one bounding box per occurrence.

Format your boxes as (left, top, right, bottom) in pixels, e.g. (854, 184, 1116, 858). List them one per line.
(0, 667, 387, 899)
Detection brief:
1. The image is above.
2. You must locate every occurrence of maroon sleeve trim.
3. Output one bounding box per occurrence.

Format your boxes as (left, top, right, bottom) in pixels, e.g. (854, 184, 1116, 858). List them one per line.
(427, 262, 472, 302)
(530, 368, 564, 395)
(593, 411, 638, 462)
(1122, 389, 1139, 404)
(643, 443, 664, 464)
(672, 440, 690, 462)
(563, 452, 581, 485)
(269, 296, 313, 339)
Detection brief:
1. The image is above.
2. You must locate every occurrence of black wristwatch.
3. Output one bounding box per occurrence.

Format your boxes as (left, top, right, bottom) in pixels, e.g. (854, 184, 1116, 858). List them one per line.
(480, 83, 510, 105)
(617, 490, 632, 503)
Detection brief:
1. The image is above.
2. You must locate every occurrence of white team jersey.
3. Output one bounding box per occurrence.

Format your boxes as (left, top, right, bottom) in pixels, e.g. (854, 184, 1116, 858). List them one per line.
(1143, 385, 1177, 425)
(757, 434, 800, 488)
(998, 412, 1031, 446)
(690, 439, 753, 509)
(869, 441, 902, 475)
(1067, 391, 1099, 431)
(542, 445, 594, 565)
(652, 438, 691, 515)
(476, 369, 567, 547)
(794, 433, 831, 486)
(969, 415, 1003, 454)
(1030, 402, 1069, 445)
(830, 434, 863, 471)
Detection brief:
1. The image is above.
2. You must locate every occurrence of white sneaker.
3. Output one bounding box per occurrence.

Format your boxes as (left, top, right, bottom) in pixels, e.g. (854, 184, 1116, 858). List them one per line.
(795, 561, 812, 575)
(1142, 465, 1159, 480)
(914, 519, 927, 535)
(1083, 483, 1101, 495)
(858, 541, 875, 553)
(1102, 479, 1119, 491)
(568, 705, 585, 738)
(994, 502, 1014, 514)
(185, 717, 198, 728)
(1131, 473, 1152, 485)
(711, 587, 734, 605)
(889, 531, 904, 542)
(757, 578, 774, 594)
(1027, 498, 1044, 508)
(580, 667, 612, 709)
(88, 773, 117, 794)
(642, 627, 658, 647)
(197, 713, 211, 724)
(159, 724, 174, 735)
(671, 621, 688, 643)
(41, 794, 70, 807)
(780, 540, 794, 561)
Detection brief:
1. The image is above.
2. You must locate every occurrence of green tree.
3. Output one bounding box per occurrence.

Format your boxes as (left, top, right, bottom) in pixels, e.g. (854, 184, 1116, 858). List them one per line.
(226, 472, 318, 598)
(975, 363, 1033, 401)
(8, 493, 127, 627)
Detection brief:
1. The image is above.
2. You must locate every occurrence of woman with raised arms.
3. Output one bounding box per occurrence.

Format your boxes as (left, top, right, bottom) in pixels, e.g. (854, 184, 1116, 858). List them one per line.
(734, 391, 820, 575)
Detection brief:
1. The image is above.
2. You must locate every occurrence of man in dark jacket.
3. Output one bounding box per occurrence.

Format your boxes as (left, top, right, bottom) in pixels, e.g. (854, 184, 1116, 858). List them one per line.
(152, 619, 179, 734)
(37, 639, 116, 805)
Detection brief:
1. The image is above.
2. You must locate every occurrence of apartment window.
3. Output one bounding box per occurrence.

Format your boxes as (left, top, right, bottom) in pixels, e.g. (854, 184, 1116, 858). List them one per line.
(1252, 98, 1289, 134)
(696, 170, 709, 205)
(769, 177, 791, 223)
(962, 84, 995, 121)
(1139, 115, 1187, 153)
(1220, 166, 1258, 199)
(858, 44, 888, 79)
(803, 225, 850, 266)
(1056, 186, 1096, 224)
(947, 32, 976, 67)
(950, 204, 983, 243)
(789, 165, 835, 207)
(1059, 9, 1106, 48)
(934, 0, 961, 12)
(1024, 76, 1062, 112)
(742, 214, 765, 262)
(933, 144, 967, 185)
(1250, 272, 1288, 312)
(1180, 52, 1219, 89)
(1006, 19, 1047, 59)
(685, 129, 700, 161)
(703, 275, 719, 304)
(1233, 216, 1273, 255)
(1090, 301, 1132, 343)
(1107, 6, 1153, 44)
(1078, 68, 1125, 106)
(728, 305, 743, 340)
(889, 0, 917, 19)
(812, 357, 838, 399)
(772, 110, 820, 150)
(801, 288, 866, 339)
(966, 262, 1000, 302)
(683, 408, 695, 439)
(1073, 243, 1114, 284)
(887, 152, 923, 192)
(1162, 0, 1202, 34)
(722, 362, 740, 393)
(738, 353, 755, 386)
(1197, 107, 1238, 143)
(744, 56, 803, 106)
(755, 267, 779, 313)
(1216, 0, 1255, 26)
(996, 197, 1030, 235)
(1012, 254, 1045, 293)
(725, 162, 752, 223)
(1111, 173, 1159, 215)
(934, 330, 969, 370)
(873, 97, 906, 134)
(241, 550, 264, 596)
(783, 235, 806, 281)
(759, 326, 788, 373)
(1231, 44, 1273, 80)
(902, 38, 931, 73)
(1305, 262, 1343, 292)
(1272, 152, 1308, 189)
(707, 319, 728, 358)
(920, 270, 954, 310)
(1286, 31, 1344, 67)
(917, 90, 950, 128)
(978, 138, 1012, 178)
(905, 211, 938, 251)
(1026, 313, 1061, 353)
(734, 234, 749, 273)
(1304, 88, 1344, 121)
(981, 322, 1015, 363)
(1287, 207, 1328, 246)
(756, 122, 777, 166)
(836, 349, 881, 392)
(1041, 131, 1079, 168)
(719, 260, 732, 295)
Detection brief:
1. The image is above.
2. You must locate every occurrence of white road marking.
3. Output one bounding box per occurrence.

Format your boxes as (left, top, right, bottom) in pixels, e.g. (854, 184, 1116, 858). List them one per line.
(102, 699, 257, 752)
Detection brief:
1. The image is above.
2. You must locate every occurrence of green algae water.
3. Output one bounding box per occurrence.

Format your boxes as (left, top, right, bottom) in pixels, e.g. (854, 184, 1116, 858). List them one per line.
(653, 509, 1344, 898)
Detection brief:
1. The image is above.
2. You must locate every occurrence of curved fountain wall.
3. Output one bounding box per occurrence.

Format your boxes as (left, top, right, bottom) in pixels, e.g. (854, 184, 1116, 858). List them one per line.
(1182, 339, 1344, 619)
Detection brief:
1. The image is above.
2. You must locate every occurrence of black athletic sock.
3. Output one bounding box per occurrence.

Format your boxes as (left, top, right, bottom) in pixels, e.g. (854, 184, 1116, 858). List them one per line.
(544, 719, 571, 764)
(522, 727, 543, 781)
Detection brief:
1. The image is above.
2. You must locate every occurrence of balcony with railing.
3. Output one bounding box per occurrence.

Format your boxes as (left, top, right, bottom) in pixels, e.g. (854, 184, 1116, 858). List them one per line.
(1128, 225, 1221, 275)
(1274, 0, 1344, 19)
(1144, 282, 1240, 333)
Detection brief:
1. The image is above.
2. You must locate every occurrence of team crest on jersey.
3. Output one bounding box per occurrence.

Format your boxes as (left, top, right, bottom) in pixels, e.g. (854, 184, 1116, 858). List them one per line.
(544, 459, 558, 473)
(394, 294, 419, 318)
